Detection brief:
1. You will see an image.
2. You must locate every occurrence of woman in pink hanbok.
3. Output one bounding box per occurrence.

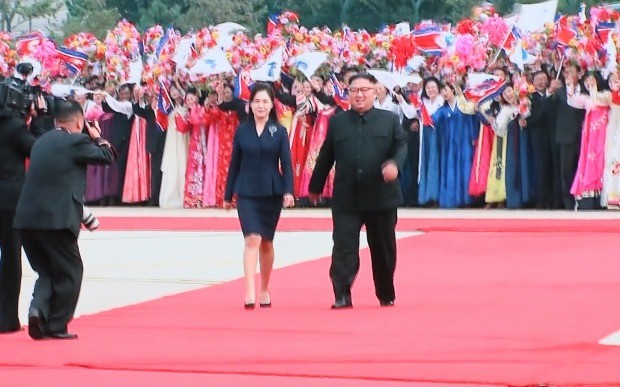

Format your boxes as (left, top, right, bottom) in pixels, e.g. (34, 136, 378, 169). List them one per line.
(566, 71, 611, 210)
(121, 87, 150, 204)
(183, 91, 208, 208)
(602, 72, 620, 209)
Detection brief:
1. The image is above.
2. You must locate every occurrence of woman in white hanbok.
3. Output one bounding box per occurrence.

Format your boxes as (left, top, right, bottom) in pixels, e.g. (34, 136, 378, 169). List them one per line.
(159, 85, 189, 208)
(602, 71, 620, 209)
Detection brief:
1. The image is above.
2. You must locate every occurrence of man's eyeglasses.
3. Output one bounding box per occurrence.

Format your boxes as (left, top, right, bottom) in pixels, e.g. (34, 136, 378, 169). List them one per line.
(349, 87, 374, 95)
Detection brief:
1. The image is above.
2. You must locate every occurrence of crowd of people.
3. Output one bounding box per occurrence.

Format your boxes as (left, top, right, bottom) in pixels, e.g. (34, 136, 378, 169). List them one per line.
(76, 59, 619, 212)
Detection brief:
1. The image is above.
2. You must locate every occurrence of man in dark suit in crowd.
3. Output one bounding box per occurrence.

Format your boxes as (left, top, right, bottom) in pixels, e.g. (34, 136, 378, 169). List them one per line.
(527, 70, 556, 209)
(131, 88, 165, 206)
(309, 73, 407, 309)
(14, 100, 116, 340)
(0, 113, 36, 333)
(548, 63, 586, 210)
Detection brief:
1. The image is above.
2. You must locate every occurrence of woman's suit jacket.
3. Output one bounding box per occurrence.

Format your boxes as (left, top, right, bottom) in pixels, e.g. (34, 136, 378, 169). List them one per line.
(224, 120, 293, 201)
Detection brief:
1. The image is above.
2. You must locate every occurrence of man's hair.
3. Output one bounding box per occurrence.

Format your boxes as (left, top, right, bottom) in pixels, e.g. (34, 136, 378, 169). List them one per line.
(348, 73, 377, 85)
(54, 99, 84, 123)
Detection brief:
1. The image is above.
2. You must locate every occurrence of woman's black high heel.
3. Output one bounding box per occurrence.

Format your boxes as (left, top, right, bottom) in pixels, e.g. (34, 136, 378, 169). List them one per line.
(244, 302, 255, 310)
(259, 292, 271, 308)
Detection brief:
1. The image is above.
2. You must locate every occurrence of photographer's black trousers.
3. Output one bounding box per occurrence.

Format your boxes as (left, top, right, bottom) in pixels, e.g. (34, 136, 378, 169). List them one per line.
(20, 229, 83, 334)
(0, 211, 21, 331)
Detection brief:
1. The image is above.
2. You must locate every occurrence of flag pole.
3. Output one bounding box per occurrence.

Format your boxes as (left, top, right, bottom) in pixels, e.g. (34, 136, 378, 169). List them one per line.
(556, 53, 565, 80)
(161, 81, 176, 110)
(70, 72, 80, 86)
(491, 22, 516, 65)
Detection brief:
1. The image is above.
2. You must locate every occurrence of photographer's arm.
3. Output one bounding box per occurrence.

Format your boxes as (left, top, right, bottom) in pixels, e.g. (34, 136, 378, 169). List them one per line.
(74, 121, 117, 165)
(11, 121, 36, 156)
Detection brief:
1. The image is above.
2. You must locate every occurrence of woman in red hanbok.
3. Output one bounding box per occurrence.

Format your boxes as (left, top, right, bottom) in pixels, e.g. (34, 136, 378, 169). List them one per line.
(215, 85, 240, 207)
(469, 101, 495, 198)
(202, 94, 222, 207)
(298, 104, 337, 200)
(289, 80, 318, 198)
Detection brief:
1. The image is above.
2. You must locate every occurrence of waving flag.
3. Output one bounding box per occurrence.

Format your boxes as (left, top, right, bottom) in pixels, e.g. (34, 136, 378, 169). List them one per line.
(189, 48, 234, 76)
(155, 28, 172, 60)
(508, 38, 536, 71)
(172, 34, 196, 68)
(412, 24, 444, 56)
(56, 46, 89, 74)
(234, 68, 254, 101)
(16, 32, 44, 56)
(156, 83, 174, 132)
(267, 13, 280, 35)
(250, 46, 284, 82)
(502, 25, 521, 54)
(515, 0, 558, 33)
(464, 73, 507, 105)
(555, 16, 577, 47)
(290, 51, 328, 80)
(329, 72, 350, 111)
(596, 21, 615, 44)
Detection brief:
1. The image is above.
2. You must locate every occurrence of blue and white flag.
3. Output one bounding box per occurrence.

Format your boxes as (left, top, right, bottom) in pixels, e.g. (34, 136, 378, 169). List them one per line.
(250, 46, 284, 82)
(190, 48, 234, 76)
(290, 51, 328, 80)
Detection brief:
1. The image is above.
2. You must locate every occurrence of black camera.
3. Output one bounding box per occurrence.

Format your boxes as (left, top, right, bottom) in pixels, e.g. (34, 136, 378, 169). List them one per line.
(0, 62, 51, 117)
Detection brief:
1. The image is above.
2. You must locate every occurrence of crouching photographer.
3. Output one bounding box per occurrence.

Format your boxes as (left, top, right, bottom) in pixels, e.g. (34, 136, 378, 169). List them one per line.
(14, 99, 116, 340)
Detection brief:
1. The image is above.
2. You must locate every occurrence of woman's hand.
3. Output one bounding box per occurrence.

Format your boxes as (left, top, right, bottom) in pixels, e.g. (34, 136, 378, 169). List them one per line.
(223, 200, 234, 211)
(283, 194, 295, 208)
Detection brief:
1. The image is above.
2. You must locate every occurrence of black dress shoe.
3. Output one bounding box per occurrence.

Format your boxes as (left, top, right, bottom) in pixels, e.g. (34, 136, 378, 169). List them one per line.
(0, 326, 23, 334)
(46, 331, 78, 340)
(331, 295, 352, 309)
(244, 303, 255, 310)
(27, 308, 46, 340)
(259, 302, 271, 308)
(379, 300, 394, 307)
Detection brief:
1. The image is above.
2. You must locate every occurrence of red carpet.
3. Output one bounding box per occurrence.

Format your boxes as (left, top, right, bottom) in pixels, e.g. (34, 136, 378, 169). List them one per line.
(99, 215, 620, 233)
(2, 219, 620, 386)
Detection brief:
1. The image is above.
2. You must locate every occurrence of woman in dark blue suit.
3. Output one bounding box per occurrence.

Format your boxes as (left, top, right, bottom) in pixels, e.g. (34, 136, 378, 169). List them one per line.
(224, 83, 294, 309)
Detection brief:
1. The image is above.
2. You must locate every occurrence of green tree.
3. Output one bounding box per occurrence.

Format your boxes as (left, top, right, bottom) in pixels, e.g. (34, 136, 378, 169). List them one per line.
(182, 0, 267, 32)
(0, 0, 63, 32)
(138, 0, 185, 31)
(63, 0, 121, 38)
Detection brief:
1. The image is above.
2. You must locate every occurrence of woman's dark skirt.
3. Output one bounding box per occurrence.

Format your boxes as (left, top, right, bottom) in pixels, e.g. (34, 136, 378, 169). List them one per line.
(236, 195, 283, 240)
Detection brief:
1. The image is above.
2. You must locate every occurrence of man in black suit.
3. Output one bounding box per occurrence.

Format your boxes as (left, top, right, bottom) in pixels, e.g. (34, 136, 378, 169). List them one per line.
(309, 74, 407, 309)
(14, 100, 116, 340)
(131, 88, 165, 206)
(0, 114, 36, 333)
(548, 63, 586, 210)
(527, 71, 555, 209)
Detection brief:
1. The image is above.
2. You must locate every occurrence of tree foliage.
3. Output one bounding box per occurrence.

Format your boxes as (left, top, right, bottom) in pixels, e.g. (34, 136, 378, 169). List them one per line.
(0, 0, 63, 32)
(64, 0, 121, 37)
(60, 0, 611, 39)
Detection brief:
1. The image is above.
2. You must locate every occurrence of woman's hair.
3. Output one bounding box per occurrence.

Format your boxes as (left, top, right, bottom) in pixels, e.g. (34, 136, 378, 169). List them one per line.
(440, 82, 456, 106)
(248, 83, 279, 123)
(584, 70, 609, 91)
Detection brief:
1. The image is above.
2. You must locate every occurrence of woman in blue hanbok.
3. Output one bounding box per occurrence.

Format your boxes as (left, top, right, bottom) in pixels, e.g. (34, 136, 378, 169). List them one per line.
(432, 83, 477, 208)
(417, 77, 445, 206)
(493, 86, 533, 208)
